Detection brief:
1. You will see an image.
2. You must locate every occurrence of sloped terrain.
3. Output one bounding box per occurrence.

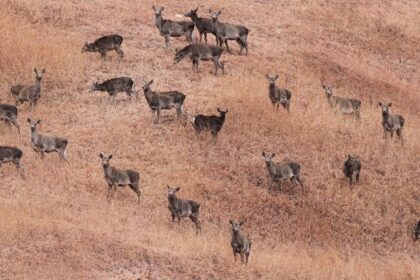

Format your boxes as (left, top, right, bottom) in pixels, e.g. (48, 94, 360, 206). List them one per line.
(0, 0, 419, 279)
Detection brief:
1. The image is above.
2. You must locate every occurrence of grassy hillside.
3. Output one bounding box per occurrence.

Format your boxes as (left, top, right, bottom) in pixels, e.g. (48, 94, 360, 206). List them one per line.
(0, 0, 419, 279)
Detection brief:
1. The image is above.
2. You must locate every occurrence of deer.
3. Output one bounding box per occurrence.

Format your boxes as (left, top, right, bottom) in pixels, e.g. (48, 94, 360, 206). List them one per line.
(81, 34, 124, 59)
(378, 102, 405, 140)
(262, 151, 304, 193)
(10, 68, 45, 109)
(266, 74, 292, 112)
(184, 8, 217, 44)
(322, 84, 361, 119)
(141, 79, 186, 124)
(99, 154, 141, 204)
(229, 220, 252, 265)
(152, 6, 194, 48)
(174, 44, 224, 75)
(167, 186, 201, 235)
(91, 77, 136, 103)
(191, 108, 228, 143)
(209, 9, 249, 55)
(342, 154, 361, 187)
(0, 146, 24, 174)
(0, 104, 20, 135)
(414, 220, 420, 241)
(27, 118, 68, 162)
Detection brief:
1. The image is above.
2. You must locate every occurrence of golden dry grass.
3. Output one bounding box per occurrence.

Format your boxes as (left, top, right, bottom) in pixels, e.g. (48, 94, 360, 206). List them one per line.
(0, 0, 419, 279)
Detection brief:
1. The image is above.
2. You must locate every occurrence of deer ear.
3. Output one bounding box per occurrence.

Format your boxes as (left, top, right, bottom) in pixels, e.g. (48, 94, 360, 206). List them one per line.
(149, 80, 154, 85)
(239, 221, 244, 226)
(225, 109, 228, 113)
(265, 74, 269, 79)
(152, 5, 156, 11)
(388, 103, 392, 107)
(175, 48, 179, 53)
(194, 8, 198, 12)
(217, 107, 221, 112)
(99, 153, 103, 159)
(36, 120, 41, 124)
(274, 75, 279, 80)
(175, 187, 180, 192)
(161, 7, 165, 11)
(378, 102, 382, 106)
(208, 8, 213, 13)
(262, 151, 266, 157)
(42, 69, 46, 73)
(272, 153, 276, 158)
(27, 118, 31, 123)
(229, 220, 233, 225)
(167, 185, 170, 189)
(108, 155, 113, 159)
(34, 68, 37, 73)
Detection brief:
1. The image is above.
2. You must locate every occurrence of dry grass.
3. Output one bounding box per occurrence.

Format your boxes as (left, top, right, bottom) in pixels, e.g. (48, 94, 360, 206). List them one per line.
(0, 0, 419, 279)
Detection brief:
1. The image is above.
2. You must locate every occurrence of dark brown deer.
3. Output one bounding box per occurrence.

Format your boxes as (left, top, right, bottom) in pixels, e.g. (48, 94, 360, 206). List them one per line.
(141, 79, 186, 123)
(0, 146, 24, 174)
(184, 8, 217, 44)
(0, 104, 20, 135)
(167, 186, 201, 235)
(10, 68, 45, 109)
(27, 118, 68, 162)
(174, 44, 224, 75)
(209, 9, 249, 55)
(378, 102, 405, 140)
(262, 151, 304, 193)
(266, 74, 292, 112)
(153, 6, 194, 48)
(414, 220, 420, 241)
(322, 84, 361, 119)
(81, 34, 124, 59)
(342, 154, 361, 187)
(91, 77, 136, 103)
(229, 220, 252, 265)
(191, 108, 228, 143)
(99, 154, 141, 204)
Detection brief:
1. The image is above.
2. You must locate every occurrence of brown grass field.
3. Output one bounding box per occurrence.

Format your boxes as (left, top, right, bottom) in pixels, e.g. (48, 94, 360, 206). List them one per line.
(0, 0, 419, 279)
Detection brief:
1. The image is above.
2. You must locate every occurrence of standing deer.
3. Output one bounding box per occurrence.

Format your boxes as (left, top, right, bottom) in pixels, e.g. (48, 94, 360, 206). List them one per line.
(153, 6, 194, 48)
(229, 220, 252, 265)
(266, 74, 292, 112)
(82, 34, 124, 59)
(141, 79, 186, 123)
(0, 146, 24, 174)
(191, 108, 228, 143)
(342, 154, 361, 187)
(0, 104, 20, 135)
(322, 84, 361, 119)
(27, 118, 68, 161)
(174, 44, 224, 75)
(378, 102, 405, 140)
(10, 68, 45, 108)
(99, 154, 141, 204)
(262, 151, 304, 193)
(91, 77, 136, 102)
(414, 220, 420, 241)
(184, 8, 217, 44)
(209, 9, 249, 55)
(167, 186, 201, 234)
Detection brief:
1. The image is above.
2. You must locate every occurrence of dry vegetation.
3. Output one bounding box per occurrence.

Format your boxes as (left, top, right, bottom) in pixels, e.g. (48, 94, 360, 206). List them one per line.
(0, 0, 419, 279)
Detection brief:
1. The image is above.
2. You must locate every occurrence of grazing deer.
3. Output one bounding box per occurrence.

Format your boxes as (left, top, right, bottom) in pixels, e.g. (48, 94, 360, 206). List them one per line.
(167, 186, 201, 235)
(414, 220, 420, 241)
(92, 77, 136, 103)
(266, 74, 292, 112)
(141, 79, 186, 123)
(0, 104, 20, 135)
(27, 118, 68, 161)
(229, 220, 252, 265)
(81, 34, 124, 59)
(153, 6, 194, 48)
(378, 102, 405, 140)
(184, 8, 217, 44)
(209, 9, 249, 55)
(342, 154, 361, 187)
(174, 44, 224, 75)
(262, 151, 304, 193)
(322, 84, 361, 119)
(99, 154, 141, 204)
(191, 108, 228, 143)
(10, 68, 45, 108)
(0, 146, 24, 174)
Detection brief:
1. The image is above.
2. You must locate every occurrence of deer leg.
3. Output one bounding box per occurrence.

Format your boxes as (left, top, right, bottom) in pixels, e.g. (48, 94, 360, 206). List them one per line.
(129, 184, 141, 204)
(241, 37, 249, 55)
(245, 252, 250, 265)
(236, 38, 244, 54)
(390, 131, 394, 138)
(211, 131, 218, 144)
(356, 172, 360, 183)
(115, 46, 124, 59)
(204, 33, 208, 44)
(9, 118, 21, 135)
(107, 184, 112, 201)
(233, 250, 237, 262)
(190, 214, 201, 235)
(156, 108, 161, 124)
(164, 35, 170, 48)
(100, 51, 106, 60)
(225, 40, 231, 53)
(240, 252, 245, 263)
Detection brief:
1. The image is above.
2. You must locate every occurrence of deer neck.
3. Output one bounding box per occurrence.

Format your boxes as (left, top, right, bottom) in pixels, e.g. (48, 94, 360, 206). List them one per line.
(168, 195, 178, 206)
(35, 78, 42, 92)
(231, 230, 243, 243)
(381, 111, 389, 123)
(155, 14, 163, 29)
(143, 87, 153, 101)
(102, 163, 113, 176)
(190, 13, 200, 24)
(267, 161, 277, 176)
(30, 127, 40, 142)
